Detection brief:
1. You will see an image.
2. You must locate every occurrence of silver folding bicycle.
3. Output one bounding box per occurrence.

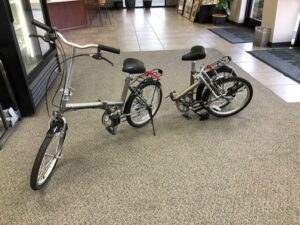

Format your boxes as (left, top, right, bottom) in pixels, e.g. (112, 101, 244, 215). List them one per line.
(169, 46, 253, 119)
(29, 20, 163, 190)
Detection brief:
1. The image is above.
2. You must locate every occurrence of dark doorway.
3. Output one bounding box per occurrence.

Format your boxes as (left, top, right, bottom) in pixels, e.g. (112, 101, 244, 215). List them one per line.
(123, 0, 166, 8)
(245, 0, 264, 28)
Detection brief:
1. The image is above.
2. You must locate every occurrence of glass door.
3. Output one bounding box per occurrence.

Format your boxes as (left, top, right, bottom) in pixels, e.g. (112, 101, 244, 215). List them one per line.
(9, 0, 49, 75)
(29, 0, 51, 56)
(250, 0, 264, 21)
(245, 0, 264, 28)
(123, 0, 165, 8)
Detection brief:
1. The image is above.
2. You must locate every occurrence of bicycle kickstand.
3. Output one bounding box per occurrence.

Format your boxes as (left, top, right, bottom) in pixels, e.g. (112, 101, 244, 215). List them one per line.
(135, 92, 156, 136)
(146, 106, 156, 136)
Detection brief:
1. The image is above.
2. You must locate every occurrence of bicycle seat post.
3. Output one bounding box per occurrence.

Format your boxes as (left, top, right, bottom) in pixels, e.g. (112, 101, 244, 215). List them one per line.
(190, 61, 196, 85)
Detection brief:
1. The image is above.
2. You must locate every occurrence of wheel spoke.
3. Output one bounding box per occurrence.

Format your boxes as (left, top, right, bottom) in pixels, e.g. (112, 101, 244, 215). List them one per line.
(207, 77, 252, 116)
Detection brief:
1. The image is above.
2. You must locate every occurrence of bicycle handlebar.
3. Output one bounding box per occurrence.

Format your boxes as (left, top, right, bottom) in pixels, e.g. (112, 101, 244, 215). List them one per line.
(31, 20, 121, 54)
(98, 44, 120, 54)
(32, 19, 53, 32)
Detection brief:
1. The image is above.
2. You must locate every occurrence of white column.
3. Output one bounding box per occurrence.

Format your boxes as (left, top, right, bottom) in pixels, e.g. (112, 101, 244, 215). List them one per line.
(262, 0, 300, 43)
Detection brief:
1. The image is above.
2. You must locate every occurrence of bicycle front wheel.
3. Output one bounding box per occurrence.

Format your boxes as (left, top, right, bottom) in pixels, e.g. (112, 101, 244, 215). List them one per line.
(204, 77, 253, 117)
(30, 125, 67, 190)
(125, 80, 162, 128)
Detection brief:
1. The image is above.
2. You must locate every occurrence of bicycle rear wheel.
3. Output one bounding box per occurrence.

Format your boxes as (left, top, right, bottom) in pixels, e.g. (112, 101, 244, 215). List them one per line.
(125, 80, 162, 128)
(204, 77, 253, 117)
(30, 124, 67, 190)
(197, 65, 237, 101)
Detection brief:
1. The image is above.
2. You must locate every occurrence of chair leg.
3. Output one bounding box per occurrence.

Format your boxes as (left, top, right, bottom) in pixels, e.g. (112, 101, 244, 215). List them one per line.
(98, 6, 103, 26)
(105, 7, 112, 25)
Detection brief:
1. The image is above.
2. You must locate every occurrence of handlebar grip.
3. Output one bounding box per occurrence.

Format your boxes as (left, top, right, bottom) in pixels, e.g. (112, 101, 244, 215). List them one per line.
(98, 44, 120, 54)
(32, 20, 52, 32)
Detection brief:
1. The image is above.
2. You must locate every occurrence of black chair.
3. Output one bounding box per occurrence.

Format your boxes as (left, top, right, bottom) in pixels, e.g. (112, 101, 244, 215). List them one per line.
(97, 0, 112, 26)
(196, 4, 215, 23)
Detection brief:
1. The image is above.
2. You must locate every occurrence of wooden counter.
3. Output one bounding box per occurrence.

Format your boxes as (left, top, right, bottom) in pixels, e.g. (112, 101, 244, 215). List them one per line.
(47, 0, 96, 31)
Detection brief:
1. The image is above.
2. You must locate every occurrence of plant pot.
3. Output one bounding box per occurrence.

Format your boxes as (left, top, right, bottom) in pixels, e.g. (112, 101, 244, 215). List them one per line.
(143, 0, 152, 8)
(125, 0, 136, 9)
(212, 14, 227, 25)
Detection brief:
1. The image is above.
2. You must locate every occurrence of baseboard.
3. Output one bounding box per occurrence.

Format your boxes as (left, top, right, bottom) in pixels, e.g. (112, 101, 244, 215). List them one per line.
(227, 20, 246, 27)
(268, 42, 292, 48)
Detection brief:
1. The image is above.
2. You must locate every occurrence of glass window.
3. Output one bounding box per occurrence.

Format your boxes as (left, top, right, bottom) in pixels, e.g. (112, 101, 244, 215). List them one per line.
(250, 0, 264, 21)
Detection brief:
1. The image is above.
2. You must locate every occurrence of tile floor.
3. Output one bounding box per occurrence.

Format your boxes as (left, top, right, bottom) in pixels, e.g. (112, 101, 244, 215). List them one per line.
(60, 8, 300, 103)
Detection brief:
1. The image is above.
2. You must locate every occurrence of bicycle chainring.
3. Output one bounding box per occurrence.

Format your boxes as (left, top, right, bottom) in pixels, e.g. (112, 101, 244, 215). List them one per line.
(102, 107, 121, 135)
(175, 92, 194, 112)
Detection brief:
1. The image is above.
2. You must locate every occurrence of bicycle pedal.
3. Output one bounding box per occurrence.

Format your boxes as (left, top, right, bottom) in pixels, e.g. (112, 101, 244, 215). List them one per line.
(182, 112, 192, 120)
(105, 126, 118, 135)
(199, 112, 209, 121)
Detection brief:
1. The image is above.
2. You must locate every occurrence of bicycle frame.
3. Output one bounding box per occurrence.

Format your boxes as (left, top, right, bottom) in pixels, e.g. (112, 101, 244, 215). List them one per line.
(171, 60, 231, 102)
(53, 32, 162, 124)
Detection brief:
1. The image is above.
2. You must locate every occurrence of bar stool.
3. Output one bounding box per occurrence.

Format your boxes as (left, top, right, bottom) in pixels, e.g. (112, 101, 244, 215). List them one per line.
(97, 0, 111, 26)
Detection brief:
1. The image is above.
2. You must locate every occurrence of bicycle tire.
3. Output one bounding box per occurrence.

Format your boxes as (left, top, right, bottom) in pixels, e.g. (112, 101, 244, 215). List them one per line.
(203, 77, 253, 117)
(124, 80, 162, 128)
(30, 125, 66, 190)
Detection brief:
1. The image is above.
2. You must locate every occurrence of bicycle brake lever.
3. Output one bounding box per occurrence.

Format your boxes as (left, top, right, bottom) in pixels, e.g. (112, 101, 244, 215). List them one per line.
(29, 34, 54, 43)
(92, 54, 113, 66)
(102, 57, 114, 66)
(29, 34, 44, 39)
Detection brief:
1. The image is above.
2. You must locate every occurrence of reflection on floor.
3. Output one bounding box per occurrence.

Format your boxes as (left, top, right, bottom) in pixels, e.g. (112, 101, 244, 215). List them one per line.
(60, 8, 300, 103)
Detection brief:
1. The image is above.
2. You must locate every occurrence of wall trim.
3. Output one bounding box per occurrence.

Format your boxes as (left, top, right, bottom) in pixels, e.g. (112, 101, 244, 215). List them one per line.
(268, 42, 292, 47)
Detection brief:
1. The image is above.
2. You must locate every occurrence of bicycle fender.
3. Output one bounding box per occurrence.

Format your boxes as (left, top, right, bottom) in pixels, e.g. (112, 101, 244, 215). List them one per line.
(124, 79, 162, 112)
(132, 79, 161, 95)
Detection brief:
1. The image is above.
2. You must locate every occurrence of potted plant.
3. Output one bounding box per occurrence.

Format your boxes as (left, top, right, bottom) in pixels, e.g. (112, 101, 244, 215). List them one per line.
(125, 0, 136, 9)
(143, 0, 152, 9)
(212, 0, 233, 25)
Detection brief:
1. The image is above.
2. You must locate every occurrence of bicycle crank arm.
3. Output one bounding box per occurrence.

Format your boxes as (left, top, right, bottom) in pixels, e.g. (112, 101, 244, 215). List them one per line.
(227, 82, 245, 95)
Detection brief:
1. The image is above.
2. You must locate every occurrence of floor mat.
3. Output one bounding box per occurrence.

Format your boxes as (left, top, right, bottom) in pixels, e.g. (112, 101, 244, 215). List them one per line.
(1, 49, 300, 225)
(209, 27, 254, 43)
(248, 48, 300, 83)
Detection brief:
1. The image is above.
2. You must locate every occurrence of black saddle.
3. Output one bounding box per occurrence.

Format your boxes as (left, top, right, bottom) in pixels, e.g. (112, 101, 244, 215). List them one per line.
(182, 45, 206, 61)
(122, 58, 146, 74)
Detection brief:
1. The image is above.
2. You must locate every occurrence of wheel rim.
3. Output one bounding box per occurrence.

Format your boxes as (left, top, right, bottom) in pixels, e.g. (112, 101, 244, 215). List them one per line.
(130, 85, 161, 125)
(37, 132, 63, 185)
(208, 79, 250, 115)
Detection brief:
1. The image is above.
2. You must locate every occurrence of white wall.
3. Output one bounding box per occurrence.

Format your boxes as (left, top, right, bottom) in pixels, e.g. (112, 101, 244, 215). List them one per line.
(273, 0, 300, 43)
(262, 0, 300, 43)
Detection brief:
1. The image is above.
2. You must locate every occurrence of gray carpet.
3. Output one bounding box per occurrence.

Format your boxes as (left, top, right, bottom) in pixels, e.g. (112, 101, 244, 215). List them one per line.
(248, 48, 300, 83)
(0, 49, 300, 225)
(209, 27, 254, 44)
